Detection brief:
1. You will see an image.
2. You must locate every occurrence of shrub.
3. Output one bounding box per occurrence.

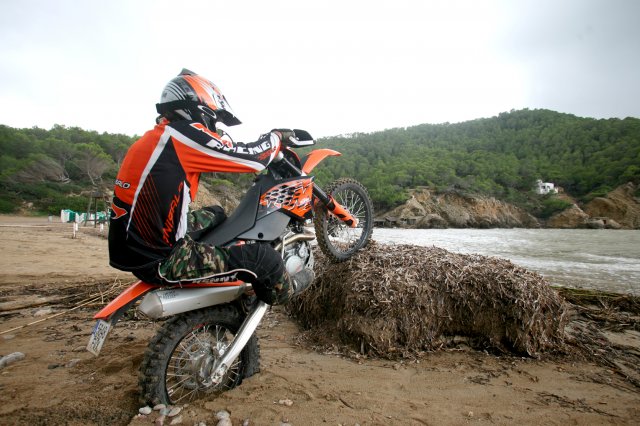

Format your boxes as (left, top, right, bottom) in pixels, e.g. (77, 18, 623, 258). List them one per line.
(581, 185, 613, 203)
(0, 198, 17, 213)
(40, 195, 92, 216)
(539, 197, 573, 219)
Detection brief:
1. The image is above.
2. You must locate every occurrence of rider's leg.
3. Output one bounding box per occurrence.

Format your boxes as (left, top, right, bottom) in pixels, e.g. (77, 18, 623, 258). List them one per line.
(156, 236, 314, 304)
(156, 234, 235, 284)
(227, 243, 314, 305)
(187, 206, 226, 236)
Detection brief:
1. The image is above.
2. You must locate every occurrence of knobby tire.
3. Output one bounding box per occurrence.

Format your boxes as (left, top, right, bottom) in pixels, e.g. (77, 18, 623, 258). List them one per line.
(314, 178, 374, 262)
(138, 305, 260, 406)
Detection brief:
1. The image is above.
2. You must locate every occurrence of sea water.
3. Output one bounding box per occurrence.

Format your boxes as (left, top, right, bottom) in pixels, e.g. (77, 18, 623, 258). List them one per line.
(373, 228, 640, 295)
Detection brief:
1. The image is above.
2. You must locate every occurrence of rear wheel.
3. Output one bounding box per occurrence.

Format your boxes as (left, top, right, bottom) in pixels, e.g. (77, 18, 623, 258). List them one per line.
(314, 178, 374, 262)
(138, 305, 259, 406)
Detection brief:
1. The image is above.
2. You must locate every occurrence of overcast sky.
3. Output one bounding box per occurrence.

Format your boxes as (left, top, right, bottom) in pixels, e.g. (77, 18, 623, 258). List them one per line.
(1, 0, 639, 141)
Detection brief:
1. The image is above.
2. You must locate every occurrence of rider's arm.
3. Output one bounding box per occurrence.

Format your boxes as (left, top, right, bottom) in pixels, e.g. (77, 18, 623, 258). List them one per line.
(166, 120, 284, 173)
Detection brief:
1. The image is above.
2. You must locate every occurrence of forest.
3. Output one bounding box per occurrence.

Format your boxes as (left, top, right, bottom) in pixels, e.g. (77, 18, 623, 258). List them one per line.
(0, 109, 638, 216)
(312, 109, 640, 211)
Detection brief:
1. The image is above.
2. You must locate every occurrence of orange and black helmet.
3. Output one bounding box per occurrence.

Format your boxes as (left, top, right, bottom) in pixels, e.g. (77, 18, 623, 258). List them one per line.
(156, 69, 241, 129)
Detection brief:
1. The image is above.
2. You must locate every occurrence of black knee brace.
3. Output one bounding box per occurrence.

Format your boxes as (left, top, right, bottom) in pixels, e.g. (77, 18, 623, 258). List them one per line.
(227, 243, 285, 304)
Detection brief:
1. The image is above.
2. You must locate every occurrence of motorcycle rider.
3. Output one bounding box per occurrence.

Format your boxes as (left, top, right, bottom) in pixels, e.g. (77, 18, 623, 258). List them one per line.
(108, 69, 314, 305)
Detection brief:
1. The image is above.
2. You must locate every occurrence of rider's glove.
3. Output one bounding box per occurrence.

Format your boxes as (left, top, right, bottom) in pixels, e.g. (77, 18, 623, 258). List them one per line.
(272, 128, 295, 145)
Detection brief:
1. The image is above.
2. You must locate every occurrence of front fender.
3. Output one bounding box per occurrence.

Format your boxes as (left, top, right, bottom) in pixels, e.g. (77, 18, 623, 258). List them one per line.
(301, 149, 341, 174)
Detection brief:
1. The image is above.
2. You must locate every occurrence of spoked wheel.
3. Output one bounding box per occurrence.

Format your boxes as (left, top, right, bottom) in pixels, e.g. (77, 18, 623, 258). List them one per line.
(314, 178, 374, 262)
(138, 305, 259, 406)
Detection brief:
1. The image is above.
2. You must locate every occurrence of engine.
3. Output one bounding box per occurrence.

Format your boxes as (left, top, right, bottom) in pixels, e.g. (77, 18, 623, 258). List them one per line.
(283, 240, 314, 276)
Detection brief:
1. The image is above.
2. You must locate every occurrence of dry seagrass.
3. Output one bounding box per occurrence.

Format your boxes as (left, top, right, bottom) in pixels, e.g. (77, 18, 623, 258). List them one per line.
(288, 241, 569, 358)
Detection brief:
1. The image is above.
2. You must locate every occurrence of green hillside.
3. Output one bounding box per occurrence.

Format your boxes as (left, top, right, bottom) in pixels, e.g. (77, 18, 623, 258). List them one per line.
(1, 109, 639, 216)
(310, 109, 640, 211)
(0, 125, 133, 214)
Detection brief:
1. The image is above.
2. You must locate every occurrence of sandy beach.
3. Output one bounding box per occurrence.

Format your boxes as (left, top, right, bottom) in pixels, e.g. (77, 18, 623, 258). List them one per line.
(0, 215, 638, 425)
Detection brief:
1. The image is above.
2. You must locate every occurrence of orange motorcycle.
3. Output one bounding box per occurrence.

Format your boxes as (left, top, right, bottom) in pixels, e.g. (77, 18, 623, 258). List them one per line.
(87, 129, 373, 405)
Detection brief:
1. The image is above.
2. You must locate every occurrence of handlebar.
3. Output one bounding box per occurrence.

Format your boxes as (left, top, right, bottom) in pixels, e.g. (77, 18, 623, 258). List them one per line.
(279, 129, 315, 148)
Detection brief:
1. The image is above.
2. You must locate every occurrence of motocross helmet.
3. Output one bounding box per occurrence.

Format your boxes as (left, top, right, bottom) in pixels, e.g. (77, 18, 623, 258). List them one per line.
(156, 69, 241, 129)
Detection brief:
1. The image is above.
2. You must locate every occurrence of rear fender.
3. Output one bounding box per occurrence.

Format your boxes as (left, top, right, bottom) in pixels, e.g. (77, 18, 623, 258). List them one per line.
(94, 280, 155, 321)
(301, 149, 341, 174)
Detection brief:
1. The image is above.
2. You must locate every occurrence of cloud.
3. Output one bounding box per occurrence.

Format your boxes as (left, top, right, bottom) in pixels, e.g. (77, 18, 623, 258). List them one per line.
(1, 0, 638, 139)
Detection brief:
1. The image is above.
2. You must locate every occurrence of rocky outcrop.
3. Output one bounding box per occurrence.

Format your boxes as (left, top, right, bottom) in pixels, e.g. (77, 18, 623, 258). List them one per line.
(191, 182, 242, 213)
(380, 183, 640, 229)
(544, 183, 639, 229)
(546, 205, 591, 228)
(584, 182, 640, 229)
(416, 213, 448, 229)
(384, 188, 540, 229)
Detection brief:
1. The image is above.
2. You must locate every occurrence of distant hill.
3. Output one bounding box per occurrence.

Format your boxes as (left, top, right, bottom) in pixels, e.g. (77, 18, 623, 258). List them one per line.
(311, 109, 640, 211)
(0, 124, 251, 215)
(1, 109, 638, 217)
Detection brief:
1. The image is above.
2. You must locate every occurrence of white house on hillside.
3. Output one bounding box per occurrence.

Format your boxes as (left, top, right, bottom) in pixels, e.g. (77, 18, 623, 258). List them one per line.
(535, 179, 558, 195)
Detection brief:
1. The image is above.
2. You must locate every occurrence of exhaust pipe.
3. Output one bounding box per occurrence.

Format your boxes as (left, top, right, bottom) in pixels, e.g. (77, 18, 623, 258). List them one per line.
(138, 285, 248, 319)
(275, 232, 315, 251)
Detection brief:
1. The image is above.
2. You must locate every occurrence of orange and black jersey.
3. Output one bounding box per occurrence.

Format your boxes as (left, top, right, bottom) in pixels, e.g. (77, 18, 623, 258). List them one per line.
(108, 119, 280, 272)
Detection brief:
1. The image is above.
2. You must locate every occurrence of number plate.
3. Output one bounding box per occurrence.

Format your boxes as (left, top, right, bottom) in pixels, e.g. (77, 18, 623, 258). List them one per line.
(86, 319, 111, 356)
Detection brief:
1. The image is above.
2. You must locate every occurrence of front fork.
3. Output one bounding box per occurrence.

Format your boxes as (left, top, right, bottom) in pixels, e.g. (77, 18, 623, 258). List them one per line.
(312, 186, 358, 228)
(209, 301, 268, 385)
(209, 231, 315, 384)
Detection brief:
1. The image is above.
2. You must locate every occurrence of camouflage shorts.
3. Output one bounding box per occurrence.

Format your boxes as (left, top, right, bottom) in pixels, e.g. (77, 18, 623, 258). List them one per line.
(158, 234, 232, 283)
(157, 207, 294, 304)
(187, 206, 225, 234)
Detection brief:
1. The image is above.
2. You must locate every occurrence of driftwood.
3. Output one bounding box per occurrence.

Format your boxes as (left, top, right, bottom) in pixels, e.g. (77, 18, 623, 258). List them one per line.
(289, 241, 568, 358)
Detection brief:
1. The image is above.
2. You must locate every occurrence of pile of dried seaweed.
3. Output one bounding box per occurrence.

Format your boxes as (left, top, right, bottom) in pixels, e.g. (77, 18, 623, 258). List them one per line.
(556, 287, 640, 388)
(288, 241, 568, 358)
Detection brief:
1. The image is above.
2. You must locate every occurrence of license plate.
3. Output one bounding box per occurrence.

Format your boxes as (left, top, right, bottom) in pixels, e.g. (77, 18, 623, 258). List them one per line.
(86, 319, 111, 356)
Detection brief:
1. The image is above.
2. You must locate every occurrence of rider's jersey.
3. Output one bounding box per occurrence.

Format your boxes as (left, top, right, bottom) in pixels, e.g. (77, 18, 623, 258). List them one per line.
(108, 119, 280, 272)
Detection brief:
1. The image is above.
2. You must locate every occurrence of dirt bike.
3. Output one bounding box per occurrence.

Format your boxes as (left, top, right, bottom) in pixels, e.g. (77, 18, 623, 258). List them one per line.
(87, 129, 374, 406)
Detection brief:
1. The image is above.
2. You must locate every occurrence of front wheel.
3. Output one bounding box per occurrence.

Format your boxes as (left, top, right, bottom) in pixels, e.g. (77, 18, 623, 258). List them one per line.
(138, 305, 259, 406)
(314, 178, 374, 262)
